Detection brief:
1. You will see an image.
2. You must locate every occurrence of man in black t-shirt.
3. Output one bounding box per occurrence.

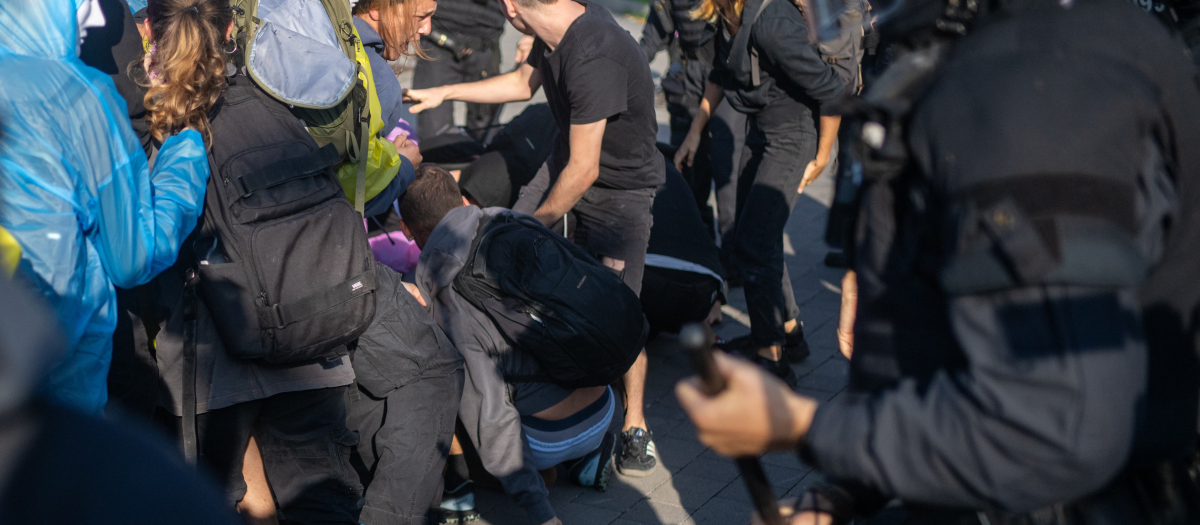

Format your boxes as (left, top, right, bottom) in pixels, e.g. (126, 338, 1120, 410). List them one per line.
(406, 0, 665, 479)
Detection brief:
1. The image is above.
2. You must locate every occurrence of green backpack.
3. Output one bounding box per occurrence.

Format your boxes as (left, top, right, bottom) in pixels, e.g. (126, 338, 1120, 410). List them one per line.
(228, 0, 373, 213)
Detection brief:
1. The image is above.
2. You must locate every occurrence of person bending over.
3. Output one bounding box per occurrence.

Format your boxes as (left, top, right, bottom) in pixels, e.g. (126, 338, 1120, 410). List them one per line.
(401, 166, 622, 525)
(405, 0, 664, 477)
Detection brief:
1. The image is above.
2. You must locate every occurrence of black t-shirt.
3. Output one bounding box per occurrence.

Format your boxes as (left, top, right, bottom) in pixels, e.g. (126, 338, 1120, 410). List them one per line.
(526, 2, 665, 190)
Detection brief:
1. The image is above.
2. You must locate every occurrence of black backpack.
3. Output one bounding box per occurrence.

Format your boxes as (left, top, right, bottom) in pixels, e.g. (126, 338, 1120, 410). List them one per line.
(194, 80, 377, 363)
(454, 213, 648, 388)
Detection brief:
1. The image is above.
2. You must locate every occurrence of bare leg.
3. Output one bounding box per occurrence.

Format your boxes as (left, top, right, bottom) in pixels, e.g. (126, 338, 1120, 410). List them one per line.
(237, 435, 279, 525)
(621, 349, 649, 432)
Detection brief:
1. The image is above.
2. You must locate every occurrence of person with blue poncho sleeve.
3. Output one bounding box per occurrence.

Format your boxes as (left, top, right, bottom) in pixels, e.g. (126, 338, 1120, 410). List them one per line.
(0, 0, 210, 415)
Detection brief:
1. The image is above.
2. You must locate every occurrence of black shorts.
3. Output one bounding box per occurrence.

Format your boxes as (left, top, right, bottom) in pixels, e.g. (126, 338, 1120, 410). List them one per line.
(513, 163, 655, 295)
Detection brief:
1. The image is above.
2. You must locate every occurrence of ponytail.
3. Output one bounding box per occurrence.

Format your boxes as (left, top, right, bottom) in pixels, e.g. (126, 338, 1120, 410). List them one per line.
(141, 0, 232, 145)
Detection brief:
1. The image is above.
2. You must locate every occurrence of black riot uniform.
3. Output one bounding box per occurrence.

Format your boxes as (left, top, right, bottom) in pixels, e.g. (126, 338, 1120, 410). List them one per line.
(412, 0, 506, 143)
(639, 0, 746, 275)
(797, 0, 1200, 522)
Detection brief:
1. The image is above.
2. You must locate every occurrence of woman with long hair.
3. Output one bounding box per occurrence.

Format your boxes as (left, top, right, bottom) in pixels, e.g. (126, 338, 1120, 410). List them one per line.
(352, 0, 436, 218)
(0, 0, 210, 415)
(675, 0, 844, 385)
(138, 0, 232, 146)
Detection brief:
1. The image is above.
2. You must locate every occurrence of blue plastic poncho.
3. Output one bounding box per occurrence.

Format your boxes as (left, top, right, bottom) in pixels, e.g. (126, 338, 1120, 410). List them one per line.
(0, 0, 210, 415)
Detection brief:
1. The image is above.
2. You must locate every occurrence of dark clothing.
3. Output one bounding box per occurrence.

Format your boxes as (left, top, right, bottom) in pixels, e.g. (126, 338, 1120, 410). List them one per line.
(642, 163, 725, 333)
(413, 43, 502, 142)
(802, 0, 1200, 518)
(346, 264, 464, 525)
(526, 2, 664, 190)
(709, 0, 844, 114)
(78, 0, 152, 155)
(429, 0, 507, 42)
(669, 99, 745, 257)
(514, 164, 656, 295)
(0, 403, 242, 525)
(160, 387, 363, 524)
(459, 104, 559, 208)
(417, 206, 575, 524)
(640, 0, 744, 269)
(735, 95, 815, 346)
(647, 163, 725, 282)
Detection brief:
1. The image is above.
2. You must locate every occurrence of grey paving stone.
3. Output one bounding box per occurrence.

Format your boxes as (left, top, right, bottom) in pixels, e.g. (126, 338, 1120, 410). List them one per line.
(716, 462, 809, 505)
(548, 482, 585, 508)
(646, 474, 730, 510)
(554, 502, 624, 525)
(676, 456, 740, 485)
(572, 482, 647, 513)
(653, 436, 707, 473)
(689, 497, 755, 525)
(795, 371, 848, 393)
(620, 499, 693, 525)
(614, 461, 674, 494)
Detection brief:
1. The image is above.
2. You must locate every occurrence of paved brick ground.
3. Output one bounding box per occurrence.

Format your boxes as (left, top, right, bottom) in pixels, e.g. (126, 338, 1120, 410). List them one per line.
(393, 14, 851, 523)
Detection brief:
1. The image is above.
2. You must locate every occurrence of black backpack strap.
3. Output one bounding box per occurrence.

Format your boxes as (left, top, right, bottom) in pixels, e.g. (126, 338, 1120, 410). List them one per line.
(236, 143, 340, 197)
(180, 268, 200, 464)
(743, 0, 776, 87)
(258, 268, 378, 329)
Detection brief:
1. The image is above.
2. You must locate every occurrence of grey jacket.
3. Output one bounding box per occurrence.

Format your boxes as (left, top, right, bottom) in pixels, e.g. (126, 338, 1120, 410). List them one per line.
(416, 205, 571, 524)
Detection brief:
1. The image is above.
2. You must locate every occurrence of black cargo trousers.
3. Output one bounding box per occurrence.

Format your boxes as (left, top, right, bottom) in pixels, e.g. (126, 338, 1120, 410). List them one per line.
(346, 264, 465, 525)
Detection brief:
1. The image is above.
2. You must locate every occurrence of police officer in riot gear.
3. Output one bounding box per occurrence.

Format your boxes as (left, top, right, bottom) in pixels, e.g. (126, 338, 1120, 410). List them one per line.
(677, 0, 1200, 522)
(639, 0, 746, 279)
(412, 0, 506, 142)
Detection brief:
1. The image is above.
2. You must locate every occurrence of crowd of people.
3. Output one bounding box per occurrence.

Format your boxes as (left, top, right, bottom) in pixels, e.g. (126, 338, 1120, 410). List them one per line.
(2, 0, 1200, 524)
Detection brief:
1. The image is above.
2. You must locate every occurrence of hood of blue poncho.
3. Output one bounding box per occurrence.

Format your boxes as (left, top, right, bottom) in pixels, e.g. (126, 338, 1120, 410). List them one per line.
(0, 0, 88, 59)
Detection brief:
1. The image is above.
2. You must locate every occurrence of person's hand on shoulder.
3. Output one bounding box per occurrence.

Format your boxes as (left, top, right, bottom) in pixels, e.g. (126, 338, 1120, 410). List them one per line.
(676, 352, 818, 457)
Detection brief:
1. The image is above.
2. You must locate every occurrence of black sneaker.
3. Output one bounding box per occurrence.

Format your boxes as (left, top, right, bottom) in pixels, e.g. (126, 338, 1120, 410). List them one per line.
(438, 480, 481, 524)
(617, 428, 658, 477)
(719, 328, 810, 364)
(567, 431, 617, 491)
(784, 324, 811, 363)
(752, 353, 799, 389)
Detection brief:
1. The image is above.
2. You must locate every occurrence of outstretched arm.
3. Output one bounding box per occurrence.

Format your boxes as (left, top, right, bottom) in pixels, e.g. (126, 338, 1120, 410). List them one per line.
(405, 63, 542, 112)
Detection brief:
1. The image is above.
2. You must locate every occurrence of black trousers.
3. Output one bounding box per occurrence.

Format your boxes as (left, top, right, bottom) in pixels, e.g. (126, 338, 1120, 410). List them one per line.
(346, 265, 465, 525)
(668, 98, 745, 274)
(734, 96, 818, 346)
(412, 42, 501, 143)
(162, 387, 363, 525)
(514, 165, 656, 296)
(641, 266, 722, 334)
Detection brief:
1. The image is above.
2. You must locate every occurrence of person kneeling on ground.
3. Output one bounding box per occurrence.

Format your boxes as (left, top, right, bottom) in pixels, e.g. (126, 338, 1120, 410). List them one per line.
(641, 154, 727, 336)
(400, 165, 622, 525)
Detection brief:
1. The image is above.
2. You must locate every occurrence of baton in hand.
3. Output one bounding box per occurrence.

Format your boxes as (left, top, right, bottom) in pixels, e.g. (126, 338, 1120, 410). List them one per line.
(679, 323, 786, 525)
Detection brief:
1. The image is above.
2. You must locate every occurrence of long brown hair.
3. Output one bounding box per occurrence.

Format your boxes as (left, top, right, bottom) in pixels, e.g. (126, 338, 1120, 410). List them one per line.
(141, 0, 231, 144)
(691, 0, 745, 32)
(353, 0, 431, 61)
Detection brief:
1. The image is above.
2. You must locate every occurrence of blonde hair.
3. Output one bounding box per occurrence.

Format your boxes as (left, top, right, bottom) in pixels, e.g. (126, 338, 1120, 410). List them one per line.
(141, 0, 231, 144)
(691, 0, 745, 29)
(353, 0, 432, 61)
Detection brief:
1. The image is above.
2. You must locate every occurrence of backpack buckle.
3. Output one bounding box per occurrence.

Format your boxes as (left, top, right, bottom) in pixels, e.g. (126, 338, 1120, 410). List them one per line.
(270, 303, 286, 329)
